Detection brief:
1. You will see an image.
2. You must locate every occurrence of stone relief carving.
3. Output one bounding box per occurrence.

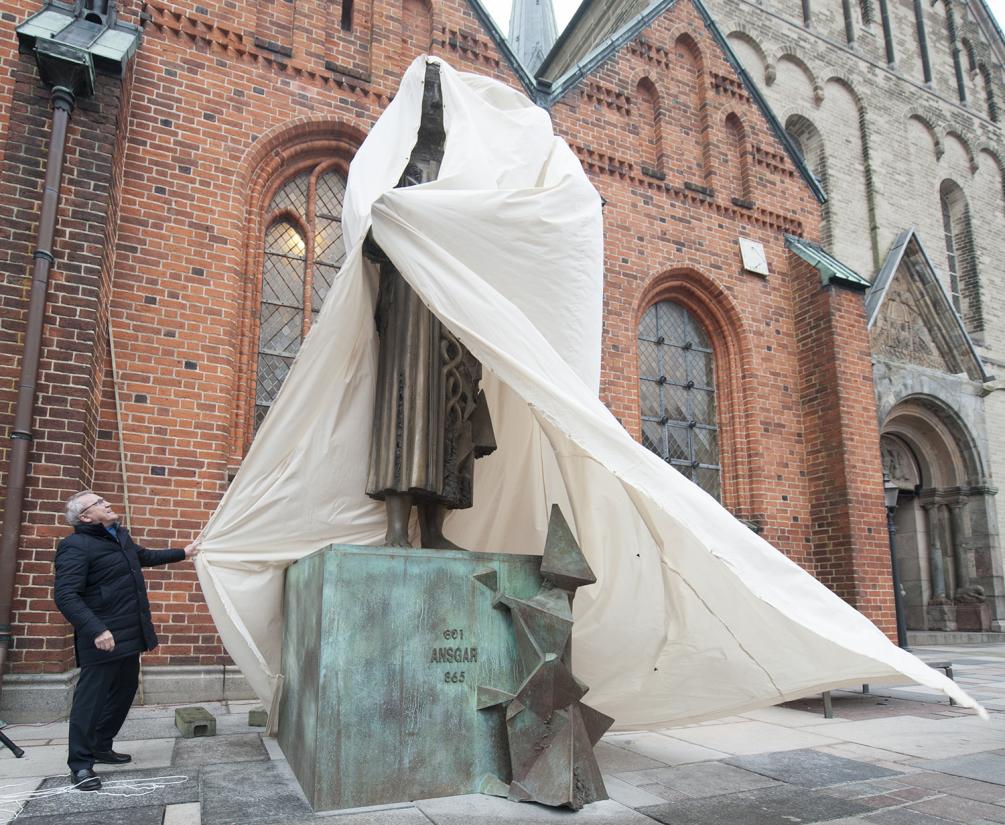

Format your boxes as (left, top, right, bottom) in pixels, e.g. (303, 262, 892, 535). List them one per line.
(872, 288, 951, 373)
(881, 435, 920, 489)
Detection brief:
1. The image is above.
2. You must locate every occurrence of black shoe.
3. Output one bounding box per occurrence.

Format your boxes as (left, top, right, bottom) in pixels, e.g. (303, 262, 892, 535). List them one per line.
(71, 768, 101, 791)
(93, 749, 132, 764)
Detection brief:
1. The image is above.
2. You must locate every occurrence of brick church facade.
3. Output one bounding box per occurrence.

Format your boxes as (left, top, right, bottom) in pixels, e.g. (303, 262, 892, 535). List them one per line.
(0, 0, 897, 714)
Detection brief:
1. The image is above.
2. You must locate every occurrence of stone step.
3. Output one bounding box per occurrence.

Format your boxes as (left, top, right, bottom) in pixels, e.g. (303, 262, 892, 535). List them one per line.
(907, 630, 1005, 645)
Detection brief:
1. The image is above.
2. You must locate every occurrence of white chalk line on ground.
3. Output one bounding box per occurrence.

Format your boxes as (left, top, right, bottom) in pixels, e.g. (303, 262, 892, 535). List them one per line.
(0, 774, 190, 824)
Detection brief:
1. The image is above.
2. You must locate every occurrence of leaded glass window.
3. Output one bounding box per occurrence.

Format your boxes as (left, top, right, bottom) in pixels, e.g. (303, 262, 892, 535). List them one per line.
(639, 301, 721, 499)
(255, 165, 347, 430)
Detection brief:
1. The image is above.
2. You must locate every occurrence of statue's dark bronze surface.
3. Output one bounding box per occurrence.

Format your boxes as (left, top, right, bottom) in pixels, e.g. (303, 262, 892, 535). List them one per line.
(364, 61, 495, 549)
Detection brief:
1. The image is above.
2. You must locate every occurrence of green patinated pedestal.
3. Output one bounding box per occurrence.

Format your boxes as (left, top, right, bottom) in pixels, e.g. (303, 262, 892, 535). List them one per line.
(278, 544, 542, 811)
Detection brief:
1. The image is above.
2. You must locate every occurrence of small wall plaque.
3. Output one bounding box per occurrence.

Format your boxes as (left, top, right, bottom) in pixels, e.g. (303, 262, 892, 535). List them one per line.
(739, 237, 769, 276)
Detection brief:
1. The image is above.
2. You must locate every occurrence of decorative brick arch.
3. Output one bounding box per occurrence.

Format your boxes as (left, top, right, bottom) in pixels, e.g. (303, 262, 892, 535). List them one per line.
(725, 28, 772, 86)
(402, 0, 436, 61)
(669, 32, 707, 184)
(904, 109, 946, 160)
(823, 73, 881, 267)
(773, 50, 823, 103)
(633, 74, 666, 174)
(673, 31, 705, 76)
(232, 120, 366, 461)
(633, 269, 756, 520)
(944, 129, 978, 174)
(977, 147, 1005, 213)
(721, 110, 752, 200)
(823, 73, 865, 112)
(783, 111, 832, 245)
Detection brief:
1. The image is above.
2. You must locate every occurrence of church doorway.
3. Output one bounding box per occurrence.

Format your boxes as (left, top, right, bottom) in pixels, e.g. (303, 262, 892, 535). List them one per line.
(881, 396, 999, 633)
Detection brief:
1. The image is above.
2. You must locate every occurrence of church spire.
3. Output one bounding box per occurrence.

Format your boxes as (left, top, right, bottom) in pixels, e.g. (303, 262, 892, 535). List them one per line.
(508, 0, 559, 74)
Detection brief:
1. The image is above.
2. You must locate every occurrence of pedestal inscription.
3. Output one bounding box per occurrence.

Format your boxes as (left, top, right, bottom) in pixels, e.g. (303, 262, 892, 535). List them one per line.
(278, 545, 543, 811)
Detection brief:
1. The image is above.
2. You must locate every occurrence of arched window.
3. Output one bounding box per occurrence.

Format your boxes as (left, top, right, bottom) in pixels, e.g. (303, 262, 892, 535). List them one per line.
(255, 164, 347, 429)
(638, 301, 720, 499)
(939, 179, 982, 333)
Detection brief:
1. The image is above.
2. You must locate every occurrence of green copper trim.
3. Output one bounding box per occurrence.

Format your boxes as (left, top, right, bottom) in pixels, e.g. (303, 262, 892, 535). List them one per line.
(786, 234, 871, 289)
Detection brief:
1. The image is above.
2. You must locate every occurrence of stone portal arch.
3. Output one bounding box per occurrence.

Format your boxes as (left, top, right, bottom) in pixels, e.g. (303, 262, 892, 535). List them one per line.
(881, 396, 999, 634)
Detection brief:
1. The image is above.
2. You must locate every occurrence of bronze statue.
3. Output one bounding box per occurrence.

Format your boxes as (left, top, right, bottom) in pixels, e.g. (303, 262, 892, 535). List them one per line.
(364, 62, 495, 549)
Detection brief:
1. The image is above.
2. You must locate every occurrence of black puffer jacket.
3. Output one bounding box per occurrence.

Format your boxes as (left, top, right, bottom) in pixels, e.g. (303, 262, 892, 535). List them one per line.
(54, 523, 185, 667)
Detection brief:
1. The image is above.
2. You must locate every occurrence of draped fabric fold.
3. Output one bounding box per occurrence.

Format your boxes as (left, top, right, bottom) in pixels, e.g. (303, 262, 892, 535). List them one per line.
(195, 56, 984, 728)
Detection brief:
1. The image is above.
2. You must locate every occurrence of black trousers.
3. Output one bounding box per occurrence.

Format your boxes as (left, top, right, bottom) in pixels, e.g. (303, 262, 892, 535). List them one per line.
(67, 653, 139, 772)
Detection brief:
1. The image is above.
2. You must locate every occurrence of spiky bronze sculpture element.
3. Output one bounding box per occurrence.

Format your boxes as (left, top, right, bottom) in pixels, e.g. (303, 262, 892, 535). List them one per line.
(475, 505, 614, 810)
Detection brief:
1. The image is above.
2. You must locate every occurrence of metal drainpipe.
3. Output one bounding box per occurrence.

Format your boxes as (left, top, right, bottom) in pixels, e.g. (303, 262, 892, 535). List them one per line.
(0, 84, 78, 695)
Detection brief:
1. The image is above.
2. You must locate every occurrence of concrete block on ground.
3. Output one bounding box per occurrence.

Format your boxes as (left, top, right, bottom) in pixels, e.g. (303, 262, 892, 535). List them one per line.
(175, 707, 216, 738)
(247, 707, 267, 727)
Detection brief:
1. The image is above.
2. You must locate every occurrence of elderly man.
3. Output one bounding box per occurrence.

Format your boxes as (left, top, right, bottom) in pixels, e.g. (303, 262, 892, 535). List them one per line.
(54, 491, 199, 790)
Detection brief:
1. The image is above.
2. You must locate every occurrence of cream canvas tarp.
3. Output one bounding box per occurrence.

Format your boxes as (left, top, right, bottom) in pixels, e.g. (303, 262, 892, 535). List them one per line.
(195, 56, 983, 728)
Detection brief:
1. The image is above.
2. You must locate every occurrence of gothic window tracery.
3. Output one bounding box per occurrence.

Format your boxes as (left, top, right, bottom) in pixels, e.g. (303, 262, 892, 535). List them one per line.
(255, 164, 347, 430)
(638, 301, 721, 500)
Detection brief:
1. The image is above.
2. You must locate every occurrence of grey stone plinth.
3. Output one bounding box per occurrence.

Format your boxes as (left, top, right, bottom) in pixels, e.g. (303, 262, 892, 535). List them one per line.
(175, 706, 216, 738)
(248, 707, 267, 727)
(140, 664, 255, 705)
(0, 665, 255, 721)
(926, 603, 957, 631)
(0, 668, 78, 722)
(955, 602, 992, 632)
(278, 544, 543, 811)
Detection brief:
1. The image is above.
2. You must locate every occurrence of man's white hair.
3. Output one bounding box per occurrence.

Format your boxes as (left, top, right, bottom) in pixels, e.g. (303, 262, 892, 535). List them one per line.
(65, 490, 97, 526)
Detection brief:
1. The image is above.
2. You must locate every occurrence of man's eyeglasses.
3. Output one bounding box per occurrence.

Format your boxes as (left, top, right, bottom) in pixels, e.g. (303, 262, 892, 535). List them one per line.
(78, 498, 107, 516)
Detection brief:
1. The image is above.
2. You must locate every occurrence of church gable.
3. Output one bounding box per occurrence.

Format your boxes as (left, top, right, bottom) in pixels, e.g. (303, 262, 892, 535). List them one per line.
(868, 229, 987, 381)
(534, 0, 824, 205)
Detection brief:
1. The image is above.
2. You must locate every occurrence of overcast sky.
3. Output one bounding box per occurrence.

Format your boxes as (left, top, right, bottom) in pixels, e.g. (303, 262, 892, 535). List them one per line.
(481, 0, 1005, 41)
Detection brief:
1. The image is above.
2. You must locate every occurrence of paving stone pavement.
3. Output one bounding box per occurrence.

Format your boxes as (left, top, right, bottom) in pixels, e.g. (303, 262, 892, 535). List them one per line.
(0, 643, 1002, 824)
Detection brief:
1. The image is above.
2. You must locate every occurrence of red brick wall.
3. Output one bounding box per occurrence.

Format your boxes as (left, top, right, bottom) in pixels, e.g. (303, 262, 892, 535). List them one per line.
(791, 256, 894, 631)
(0, 0, 895, 675)
(548, 3, 821, 548)
(0, 50, 133, 671)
